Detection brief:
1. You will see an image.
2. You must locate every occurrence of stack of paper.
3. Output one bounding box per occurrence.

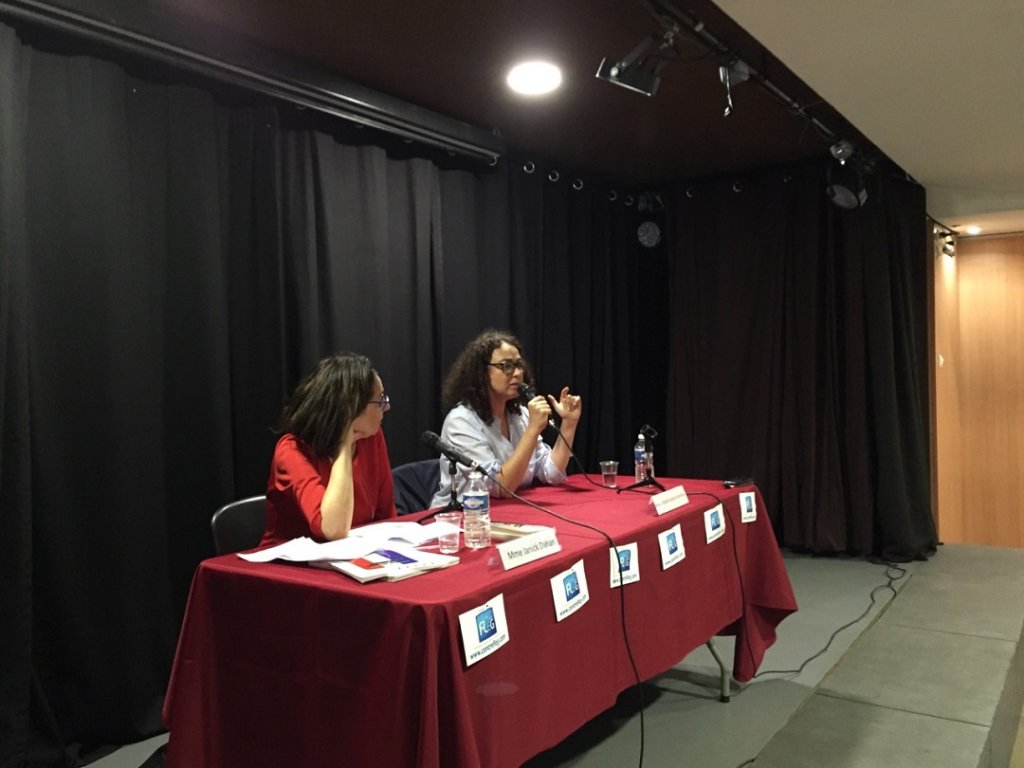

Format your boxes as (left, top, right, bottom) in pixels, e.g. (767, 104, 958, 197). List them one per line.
(236, 520, 461, 583)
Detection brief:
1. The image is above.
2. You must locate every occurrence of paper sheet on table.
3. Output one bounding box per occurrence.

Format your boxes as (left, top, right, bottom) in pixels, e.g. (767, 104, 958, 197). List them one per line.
(236, 521, 455, 564)
(237, 536, 377, 563)
(347, 520, 452, 547)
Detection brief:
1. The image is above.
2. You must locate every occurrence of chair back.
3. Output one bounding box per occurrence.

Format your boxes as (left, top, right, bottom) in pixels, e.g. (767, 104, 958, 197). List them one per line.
(211, 495, 267, 554)
(391, 459, 440, 515)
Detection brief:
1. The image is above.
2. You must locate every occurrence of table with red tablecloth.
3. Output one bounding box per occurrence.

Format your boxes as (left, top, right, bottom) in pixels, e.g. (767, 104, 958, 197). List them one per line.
(162, 476, 797, 768)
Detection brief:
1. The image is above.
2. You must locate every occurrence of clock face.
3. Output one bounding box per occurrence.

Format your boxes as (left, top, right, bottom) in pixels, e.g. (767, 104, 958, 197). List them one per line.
(638, 220, 661, 247)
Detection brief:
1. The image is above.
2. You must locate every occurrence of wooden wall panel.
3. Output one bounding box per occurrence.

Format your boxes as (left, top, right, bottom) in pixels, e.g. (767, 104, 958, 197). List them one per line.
(934, 240, 963, 541)
(939, 234, 1024, 547)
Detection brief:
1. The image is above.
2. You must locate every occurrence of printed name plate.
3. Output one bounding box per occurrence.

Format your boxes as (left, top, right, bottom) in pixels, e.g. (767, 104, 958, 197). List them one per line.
(739, 491, 758, 523)
(651, 484, 689, 516)
(498, 529, 561, 571)
(459, 593, 510, 667)
(549, 559, 590, 621)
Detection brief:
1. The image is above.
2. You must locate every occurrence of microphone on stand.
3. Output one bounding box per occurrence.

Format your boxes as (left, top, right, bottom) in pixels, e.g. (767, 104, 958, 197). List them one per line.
(420, 430, 482, 471)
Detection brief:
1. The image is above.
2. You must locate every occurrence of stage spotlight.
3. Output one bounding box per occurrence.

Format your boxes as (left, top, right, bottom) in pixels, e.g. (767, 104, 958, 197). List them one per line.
(830, 140, 855, 165)
(718, 59, 749, 116)
(826, 161, 867, 210)
(941, 235, 956, 257)
(596, 56, 664, 96)
(596, 30, 675, 97)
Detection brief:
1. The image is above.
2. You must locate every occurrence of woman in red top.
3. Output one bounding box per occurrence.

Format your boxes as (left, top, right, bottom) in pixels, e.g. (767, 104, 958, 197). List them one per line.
(260, 353, 397, 546)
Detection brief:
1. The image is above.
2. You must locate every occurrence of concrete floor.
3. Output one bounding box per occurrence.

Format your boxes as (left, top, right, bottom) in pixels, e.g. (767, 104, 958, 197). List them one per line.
(88, 544, 1024, 768)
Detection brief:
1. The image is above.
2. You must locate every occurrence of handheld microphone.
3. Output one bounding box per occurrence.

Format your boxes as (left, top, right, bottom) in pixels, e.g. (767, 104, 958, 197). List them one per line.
(517, 382, 537, 402)
(420, 430, 481, 470)
(517, 383, 557, 429)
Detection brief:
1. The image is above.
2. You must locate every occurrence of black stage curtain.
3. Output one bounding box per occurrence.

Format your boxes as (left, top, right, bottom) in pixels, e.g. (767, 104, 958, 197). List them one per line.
(666, 162, 937, 561)
(0, 19, 662, 763)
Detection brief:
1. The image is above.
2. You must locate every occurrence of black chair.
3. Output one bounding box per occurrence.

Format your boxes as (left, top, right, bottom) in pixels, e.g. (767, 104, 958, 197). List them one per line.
(210, 495, 267, 554)
(391, 459, 440, 515)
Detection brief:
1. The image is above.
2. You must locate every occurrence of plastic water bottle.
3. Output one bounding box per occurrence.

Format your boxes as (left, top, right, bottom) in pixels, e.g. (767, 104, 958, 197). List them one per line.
(634, 433, 648, 483)
(461, 469, 491, 548)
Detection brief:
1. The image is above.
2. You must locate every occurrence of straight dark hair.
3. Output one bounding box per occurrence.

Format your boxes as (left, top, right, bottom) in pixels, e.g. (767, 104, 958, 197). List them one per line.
(440, 328, 533, 423)
(278, 353, 377, 457)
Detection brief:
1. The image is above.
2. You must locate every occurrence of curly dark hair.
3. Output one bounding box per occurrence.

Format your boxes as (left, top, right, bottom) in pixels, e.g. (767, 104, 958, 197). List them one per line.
(278, 353, 377, 457)
(440, 329, 533, 424)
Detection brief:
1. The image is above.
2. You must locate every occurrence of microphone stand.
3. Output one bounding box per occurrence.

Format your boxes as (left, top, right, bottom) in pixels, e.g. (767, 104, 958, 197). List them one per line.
(417, 456, 464, 524)
(617, 434, 665, 495)
(439, 456, 464, 513)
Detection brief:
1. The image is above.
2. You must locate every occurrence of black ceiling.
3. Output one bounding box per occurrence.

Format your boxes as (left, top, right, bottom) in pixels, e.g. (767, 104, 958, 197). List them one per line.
(41, 0, 880, 184)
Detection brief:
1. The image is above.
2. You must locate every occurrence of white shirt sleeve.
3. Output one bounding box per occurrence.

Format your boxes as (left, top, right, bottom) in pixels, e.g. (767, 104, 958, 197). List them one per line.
(428, 403, 566, 508)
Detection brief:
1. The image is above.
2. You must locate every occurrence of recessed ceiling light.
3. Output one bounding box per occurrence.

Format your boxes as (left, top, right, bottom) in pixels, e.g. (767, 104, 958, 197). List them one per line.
(506, 61, 562, 96)
(964, 225, 982, 235)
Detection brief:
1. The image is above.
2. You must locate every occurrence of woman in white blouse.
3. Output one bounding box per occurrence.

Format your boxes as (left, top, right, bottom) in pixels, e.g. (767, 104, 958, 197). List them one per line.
(429, 329, 583, 507)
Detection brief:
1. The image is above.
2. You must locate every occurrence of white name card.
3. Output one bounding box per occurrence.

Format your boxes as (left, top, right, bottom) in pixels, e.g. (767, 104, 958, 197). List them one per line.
(550, 559, 590, 621)
(704, 503, 726, 544)
(497, 529, 561, 571)
(459, 593, 510, 666)
(651, 484, 689, 515)
(609, 542, 640, 587)
(658, 524, 686, 569)
(739, 491, 757, 523)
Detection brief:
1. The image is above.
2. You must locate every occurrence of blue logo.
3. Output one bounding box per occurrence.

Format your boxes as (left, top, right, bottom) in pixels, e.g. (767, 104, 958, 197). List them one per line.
(667, 532, 678, 554)
(710, 510, 721, 530)
(617, 550, 632, 572)
(563, 572, 580, 600)
(476, 607, 497, 642)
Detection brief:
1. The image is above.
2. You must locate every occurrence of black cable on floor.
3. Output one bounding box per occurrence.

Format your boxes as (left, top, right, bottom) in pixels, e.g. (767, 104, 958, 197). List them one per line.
(750, 560, 907, 680)
(731, 559, 908, 768)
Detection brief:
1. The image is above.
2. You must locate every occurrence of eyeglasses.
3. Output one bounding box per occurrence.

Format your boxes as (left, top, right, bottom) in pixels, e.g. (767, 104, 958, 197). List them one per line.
(368, 394, 391, 412)
(488, 359, 525, 376)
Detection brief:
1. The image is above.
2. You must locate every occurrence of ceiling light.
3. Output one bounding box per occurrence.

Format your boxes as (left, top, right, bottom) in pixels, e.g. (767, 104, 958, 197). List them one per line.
(506, 61, 562, 95)
(941, 235, 957, 257)
(963, 225, 982, 235)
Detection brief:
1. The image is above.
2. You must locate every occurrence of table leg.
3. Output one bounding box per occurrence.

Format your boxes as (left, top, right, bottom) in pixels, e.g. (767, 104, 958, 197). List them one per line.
(705, 639, 731, 702)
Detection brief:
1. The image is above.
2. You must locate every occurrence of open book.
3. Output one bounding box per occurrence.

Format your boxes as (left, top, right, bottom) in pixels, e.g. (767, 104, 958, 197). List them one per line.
(324, 543, 459, 583)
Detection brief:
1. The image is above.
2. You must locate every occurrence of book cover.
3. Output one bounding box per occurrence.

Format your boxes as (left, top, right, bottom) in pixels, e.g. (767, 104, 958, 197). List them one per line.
(328, 544, 459, 583)
(489, 520, 556, 542)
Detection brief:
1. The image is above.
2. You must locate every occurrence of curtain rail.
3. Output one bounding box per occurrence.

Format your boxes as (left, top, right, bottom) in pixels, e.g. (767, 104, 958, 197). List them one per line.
(0, 0, 505, 164)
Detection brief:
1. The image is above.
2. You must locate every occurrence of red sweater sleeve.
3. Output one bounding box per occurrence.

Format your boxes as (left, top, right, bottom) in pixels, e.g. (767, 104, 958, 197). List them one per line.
(262, 431, 397, 546)
(266, 434, 331, 541)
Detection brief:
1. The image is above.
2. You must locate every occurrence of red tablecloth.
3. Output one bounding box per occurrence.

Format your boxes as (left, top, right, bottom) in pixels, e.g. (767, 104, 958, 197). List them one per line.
(163, 477, 796, 768)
